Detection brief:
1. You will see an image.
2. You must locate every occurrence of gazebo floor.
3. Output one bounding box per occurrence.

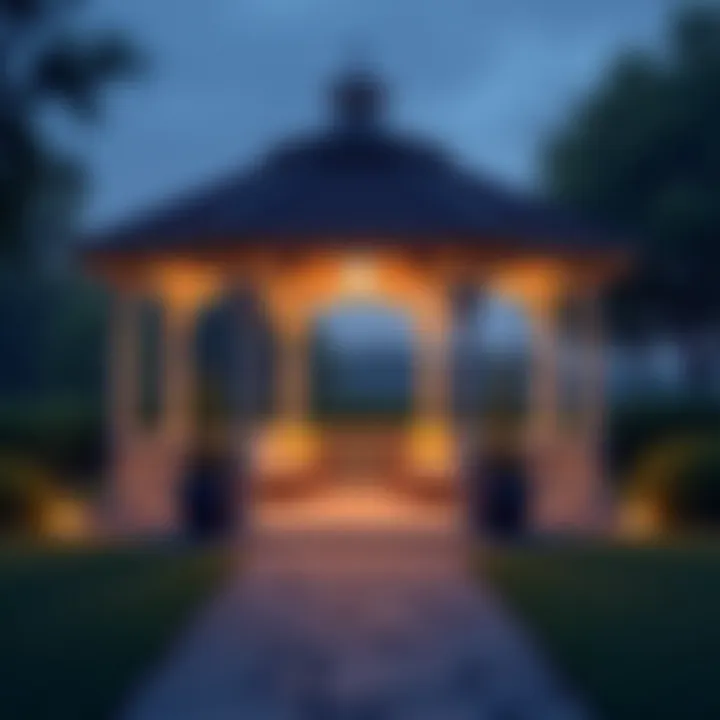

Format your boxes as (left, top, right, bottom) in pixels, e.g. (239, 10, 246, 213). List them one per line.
(252, 484, 461, 535)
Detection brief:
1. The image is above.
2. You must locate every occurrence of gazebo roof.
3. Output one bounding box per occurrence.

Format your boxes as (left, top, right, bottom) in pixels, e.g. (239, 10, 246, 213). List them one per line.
(85, 72, 622, 256)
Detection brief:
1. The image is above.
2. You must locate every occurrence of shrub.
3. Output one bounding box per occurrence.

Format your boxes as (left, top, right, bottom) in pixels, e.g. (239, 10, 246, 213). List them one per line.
(628, 437, 720, 530)
(0, 456, 56, 535)
(607, 395, 720, 488)
(675, 446, 720, 528)
(0, 400, 104, 489)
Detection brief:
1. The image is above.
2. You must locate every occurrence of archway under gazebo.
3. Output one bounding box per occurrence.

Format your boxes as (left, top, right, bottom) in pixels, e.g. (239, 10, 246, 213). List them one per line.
(82, 71, 628, 537)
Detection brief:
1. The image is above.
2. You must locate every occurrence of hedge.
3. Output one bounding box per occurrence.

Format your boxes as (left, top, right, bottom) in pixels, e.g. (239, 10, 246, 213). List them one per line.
(0, 456, 57, 535)
(0, 400, 104, 489)
(606, 394, 720, 487)
(628, 437, 720, 529)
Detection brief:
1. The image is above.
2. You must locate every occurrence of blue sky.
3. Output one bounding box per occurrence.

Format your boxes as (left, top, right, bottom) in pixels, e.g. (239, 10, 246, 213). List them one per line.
(68, 0, 683, 229)
(319, 298, 532, 350)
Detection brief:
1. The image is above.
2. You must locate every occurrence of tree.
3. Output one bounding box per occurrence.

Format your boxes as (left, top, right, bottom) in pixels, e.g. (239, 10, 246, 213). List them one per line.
(0, 0, 140, 267)
(543, 5, 720, 345)
(0, 0, 140, 428)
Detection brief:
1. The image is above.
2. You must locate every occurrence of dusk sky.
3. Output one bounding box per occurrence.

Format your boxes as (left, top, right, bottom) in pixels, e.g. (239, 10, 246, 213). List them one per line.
(68, 0, 684, 230)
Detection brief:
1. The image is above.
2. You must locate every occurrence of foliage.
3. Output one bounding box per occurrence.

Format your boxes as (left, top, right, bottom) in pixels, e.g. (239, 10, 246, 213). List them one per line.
(544, 5, 720, 337)
(0, 455, 55, 534)
(0, 272, 107, 490)
(629, 437, 720, 529)
(606, 394, 720, 484)
(0, 400, 104, 486)
(0, 273, 108, 400)
(0, 0, 141, 266)
(676, 443, 720, 526)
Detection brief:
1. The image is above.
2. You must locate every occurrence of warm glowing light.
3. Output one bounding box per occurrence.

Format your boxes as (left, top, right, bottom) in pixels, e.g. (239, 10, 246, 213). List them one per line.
(490, 262, 567, 307)
(154, 263, 220, 310)
(255, 421, 319, 477)
(408, 420, 455, 475)
(619, 498, 664, 538)
(342, 255, 377, 296)
(42, 497, 91, 539)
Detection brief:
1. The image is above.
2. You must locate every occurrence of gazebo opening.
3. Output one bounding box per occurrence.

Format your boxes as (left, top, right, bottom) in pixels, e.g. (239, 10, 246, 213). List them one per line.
(311, 304, 414, 421)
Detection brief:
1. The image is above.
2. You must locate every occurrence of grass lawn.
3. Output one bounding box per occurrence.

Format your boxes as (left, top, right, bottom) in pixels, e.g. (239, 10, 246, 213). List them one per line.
(482, 541, 720, 720)
(0, 543, 231, 720)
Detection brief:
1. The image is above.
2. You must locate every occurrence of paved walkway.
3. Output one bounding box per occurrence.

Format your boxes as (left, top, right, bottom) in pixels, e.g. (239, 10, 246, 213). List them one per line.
(121, 531, 588, 719)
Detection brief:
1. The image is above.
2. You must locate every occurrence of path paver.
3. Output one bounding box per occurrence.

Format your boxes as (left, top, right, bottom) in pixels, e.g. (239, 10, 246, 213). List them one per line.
(121, 531, 588, 719)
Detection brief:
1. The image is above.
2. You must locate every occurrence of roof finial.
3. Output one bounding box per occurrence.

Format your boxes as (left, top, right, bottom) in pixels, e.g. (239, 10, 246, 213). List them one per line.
(344, 36, 373, 75)
(330, 44, 386, 131)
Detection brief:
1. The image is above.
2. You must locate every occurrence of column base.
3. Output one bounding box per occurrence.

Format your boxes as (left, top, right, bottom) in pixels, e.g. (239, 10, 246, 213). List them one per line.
(528, 435, 613, 535)
(103, 435, 187, 538)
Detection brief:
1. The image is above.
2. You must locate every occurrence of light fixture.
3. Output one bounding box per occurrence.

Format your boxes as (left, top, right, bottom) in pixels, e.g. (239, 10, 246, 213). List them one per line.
(342, 255, 377, 296)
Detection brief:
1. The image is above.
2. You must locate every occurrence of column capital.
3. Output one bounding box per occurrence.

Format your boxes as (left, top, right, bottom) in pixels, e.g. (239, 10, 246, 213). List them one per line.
(489, 261, 569, 319)
(154, 263, 222, 316)
(263, 279, 309, 338)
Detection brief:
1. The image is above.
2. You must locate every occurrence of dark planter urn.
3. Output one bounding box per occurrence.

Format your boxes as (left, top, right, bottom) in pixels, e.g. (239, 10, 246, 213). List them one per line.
(181, 451, 244, 541)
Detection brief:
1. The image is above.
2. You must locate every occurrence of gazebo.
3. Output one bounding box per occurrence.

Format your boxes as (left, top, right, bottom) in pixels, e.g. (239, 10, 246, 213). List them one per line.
(83, 71, 628, 536)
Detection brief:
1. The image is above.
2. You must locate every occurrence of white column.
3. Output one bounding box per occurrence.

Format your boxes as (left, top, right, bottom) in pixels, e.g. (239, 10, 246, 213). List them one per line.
(109, 290, 140, 446)
(415, 294, 451, 422)
(260, 308, 312, 483)
(267, 290, 309, 424)
(527, 295, 561, 446)
(229, 287, 262, 499)
(232, 288, 259, 517)
(277, 321, 308, 422)
(583, 289, 604, 444)
(232, 288, 258, 428)
(411, 291, 454, 484)
(107, 285, 203, 534)
(579, 286, 609, 527)
(525, 292, 563, 530)
(142, 300, 196, 532)
(162, 301, 196, 446)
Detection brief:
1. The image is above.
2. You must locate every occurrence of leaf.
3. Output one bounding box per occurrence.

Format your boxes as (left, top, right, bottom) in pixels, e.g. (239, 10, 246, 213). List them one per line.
(0, 0, 46, 22)
(542, 5, 720, 336)
(87, 32, 144, 79)
(0, 0, 84, 23)
(34, 34, 141, 118)
(0, 118, 44, 265)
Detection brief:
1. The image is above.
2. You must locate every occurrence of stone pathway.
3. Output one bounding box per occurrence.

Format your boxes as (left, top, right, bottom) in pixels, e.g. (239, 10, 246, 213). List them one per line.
(121, 531, 588, 719)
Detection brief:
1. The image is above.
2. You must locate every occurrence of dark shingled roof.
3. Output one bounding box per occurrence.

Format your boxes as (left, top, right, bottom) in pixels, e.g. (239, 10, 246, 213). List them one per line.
(85, 72, 622, 254)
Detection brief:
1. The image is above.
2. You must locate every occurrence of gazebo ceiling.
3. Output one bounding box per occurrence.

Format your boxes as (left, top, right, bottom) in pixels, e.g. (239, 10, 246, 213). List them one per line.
(83, 71, 625, 257)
